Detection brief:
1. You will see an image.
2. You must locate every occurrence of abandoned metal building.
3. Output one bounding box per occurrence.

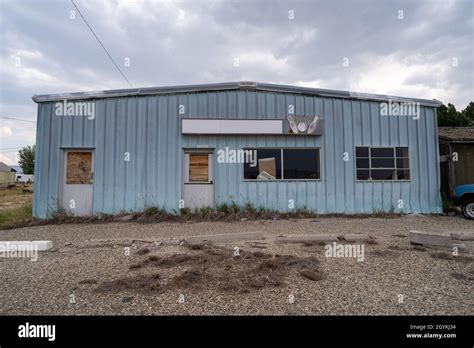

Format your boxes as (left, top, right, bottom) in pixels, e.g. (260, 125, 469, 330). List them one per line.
(32, 81, 442, 218)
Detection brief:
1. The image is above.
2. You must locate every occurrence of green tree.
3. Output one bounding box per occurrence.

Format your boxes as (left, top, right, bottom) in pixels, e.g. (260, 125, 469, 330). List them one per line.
(18, 145, 35, 175)
(437, 102, 472, 126)
(460, 102, 474, 126)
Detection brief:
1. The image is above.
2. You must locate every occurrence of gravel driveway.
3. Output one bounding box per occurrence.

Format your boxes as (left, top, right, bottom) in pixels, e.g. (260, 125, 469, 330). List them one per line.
(0, 215, 473, 315)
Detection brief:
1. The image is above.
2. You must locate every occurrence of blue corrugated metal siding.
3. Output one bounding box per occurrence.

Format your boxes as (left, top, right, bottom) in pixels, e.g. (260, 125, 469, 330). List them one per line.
(33, 90, 442, 218)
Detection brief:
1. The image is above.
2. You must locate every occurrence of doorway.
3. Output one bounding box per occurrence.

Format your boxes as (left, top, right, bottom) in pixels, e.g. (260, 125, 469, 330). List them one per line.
(182, 149, 214, 210)
(61, 150, 94, 216)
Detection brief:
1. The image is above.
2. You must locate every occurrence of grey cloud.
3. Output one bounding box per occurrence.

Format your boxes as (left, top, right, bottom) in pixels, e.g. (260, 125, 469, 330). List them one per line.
(0, 0, 472, 164)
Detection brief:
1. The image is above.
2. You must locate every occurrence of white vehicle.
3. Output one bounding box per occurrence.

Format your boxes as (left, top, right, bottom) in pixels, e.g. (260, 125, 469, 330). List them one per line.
(16, 174, 34, 183)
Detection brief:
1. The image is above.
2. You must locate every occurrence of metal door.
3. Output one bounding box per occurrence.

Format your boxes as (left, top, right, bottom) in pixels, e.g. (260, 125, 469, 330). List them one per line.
(61, 150, 94, 216)
(182, 150, 214, 210)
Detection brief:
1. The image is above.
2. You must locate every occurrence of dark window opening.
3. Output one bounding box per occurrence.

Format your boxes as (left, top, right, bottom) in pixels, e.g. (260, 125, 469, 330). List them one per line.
(244, 148, 320, 180)
(283, 149, 320, 179)
(355, 146, 410, 181)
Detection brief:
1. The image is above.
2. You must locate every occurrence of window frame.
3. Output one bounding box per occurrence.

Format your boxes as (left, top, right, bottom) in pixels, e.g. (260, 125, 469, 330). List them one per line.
(354, 146, 411, 182)
(243, 147, 321, 182)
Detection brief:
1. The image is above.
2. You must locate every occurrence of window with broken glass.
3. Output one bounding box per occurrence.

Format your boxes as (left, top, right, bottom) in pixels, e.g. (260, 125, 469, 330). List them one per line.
(243, 148, 320, 180)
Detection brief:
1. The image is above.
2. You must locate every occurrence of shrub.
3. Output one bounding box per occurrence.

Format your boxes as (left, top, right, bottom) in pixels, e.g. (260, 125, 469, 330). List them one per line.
(197, 207, 213, 217)
(243, 202, 256, 214)
(180, 207, 190, 216)
(144, 207, 166, 216)
(230, 201, 240, 214)
(217, 203, 229, 213)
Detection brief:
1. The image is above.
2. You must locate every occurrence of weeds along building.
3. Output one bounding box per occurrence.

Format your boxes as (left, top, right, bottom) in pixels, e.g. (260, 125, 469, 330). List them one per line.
(32, 81, 442, 218)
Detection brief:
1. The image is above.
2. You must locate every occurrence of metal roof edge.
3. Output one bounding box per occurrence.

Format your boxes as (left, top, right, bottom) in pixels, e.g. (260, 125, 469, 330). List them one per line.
(32, 81, 443, 107)
(256, 82, 443, 107)
(31, 82, 242, 103)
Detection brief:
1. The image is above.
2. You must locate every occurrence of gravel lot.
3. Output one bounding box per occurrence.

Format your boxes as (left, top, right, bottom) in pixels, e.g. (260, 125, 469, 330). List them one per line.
(0, 215, 473, 315)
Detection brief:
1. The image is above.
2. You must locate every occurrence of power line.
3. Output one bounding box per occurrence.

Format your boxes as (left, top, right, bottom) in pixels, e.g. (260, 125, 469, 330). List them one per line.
(71, 0, 134, 88)
(0, 116, 36, 123)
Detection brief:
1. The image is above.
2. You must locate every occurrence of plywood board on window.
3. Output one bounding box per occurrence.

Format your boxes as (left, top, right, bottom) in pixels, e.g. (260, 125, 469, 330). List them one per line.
(66, 152, 92, 184)
(189, 154, 209, 182)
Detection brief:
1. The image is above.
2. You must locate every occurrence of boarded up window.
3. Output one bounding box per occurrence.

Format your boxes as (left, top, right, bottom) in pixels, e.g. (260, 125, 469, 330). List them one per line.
(189, 154, 209, 182)
(66, 152, 93, 184)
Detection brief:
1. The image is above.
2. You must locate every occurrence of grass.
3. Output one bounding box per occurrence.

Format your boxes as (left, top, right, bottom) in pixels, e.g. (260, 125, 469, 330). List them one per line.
(0, 184, 33, 210)
(0, 202, 33, 228)
(0, 184, 34, 228)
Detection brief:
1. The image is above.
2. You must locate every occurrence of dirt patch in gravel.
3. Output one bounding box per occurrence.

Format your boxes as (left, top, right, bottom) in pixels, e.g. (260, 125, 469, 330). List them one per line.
(366, 238, 378, 245)
(370, 249, 401, 258)
(94, 244, 322, 295)
(78, 279, 98, 285)
(411, 245, 428, 252)
(136, 247, 151, 255)
(450, 272, 474, 281)
(299, 269, 324, 281)
(430, 252, 473, 263)
(302, 241, 326, 247)
(385, 245, 428, 252)
(94, 273, 163, 295)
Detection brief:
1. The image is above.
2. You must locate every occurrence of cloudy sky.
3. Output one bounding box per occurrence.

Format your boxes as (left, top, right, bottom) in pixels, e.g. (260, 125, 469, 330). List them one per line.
(0, 0, 472, 165)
